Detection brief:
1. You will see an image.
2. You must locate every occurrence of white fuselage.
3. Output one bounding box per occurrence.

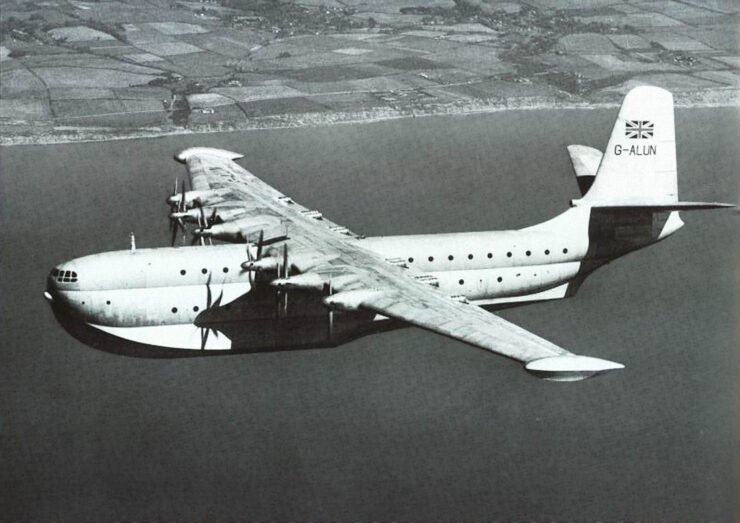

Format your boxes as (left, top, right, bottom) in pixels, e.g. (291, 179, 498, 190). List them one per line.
(45, 206, 683, 352)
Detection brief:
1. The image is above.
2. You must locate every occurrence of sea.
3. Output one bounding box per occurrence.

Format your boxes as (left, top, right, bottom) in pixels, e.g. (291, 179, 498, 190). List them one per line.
(0, 107, 737, 520)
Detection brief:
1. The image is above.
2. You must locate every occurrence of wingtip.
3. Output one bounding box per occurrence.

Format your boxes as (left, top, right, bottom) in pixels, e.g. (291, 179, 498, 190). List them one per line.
(525, 355, 624, 382)
(174, 147, 244, 164)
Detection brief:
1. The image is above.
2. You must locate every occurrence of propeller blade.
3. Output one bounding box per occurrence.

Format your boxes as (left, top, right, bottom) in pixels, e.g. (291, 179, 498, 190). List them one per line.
(206, 272, 212, 309)
(327, 277, 333, 340)
(282, 243, 289, 315)
(200, 326, 209, 350)
(167, 178, 178, 210)
(256, 230, 264, 260)
(196, 213, 206, 246)
(171, 219, 179, 246)
(282, 243, 289, 279)
(275, 287, 282, 319)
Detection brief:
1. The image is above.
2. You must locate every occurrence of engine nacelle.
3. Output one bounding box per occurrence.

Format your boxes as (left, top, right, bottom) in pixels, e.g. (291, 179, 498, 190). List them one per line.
(170, 205, 247, 224)
(195, 215, 286, 244)
(167, 188, 230, 209)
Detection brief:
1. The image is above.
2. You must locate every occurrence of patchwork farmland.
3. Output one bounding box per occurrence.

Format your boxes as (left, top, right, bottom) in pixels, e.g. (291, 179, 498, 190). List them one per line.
(0, 0, 738, 143)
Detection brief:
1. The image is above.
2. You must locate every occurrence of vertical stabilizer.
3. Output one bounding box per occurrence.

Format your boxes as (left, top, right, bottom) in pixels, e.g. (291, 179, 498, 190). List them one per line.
(582, 86, 677, 205)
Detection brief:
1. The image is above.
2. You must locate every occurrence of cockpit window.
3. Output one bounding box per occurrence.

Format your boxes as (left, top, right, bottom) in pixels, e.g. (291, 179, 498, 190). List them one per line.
(52, 268, 77, 283)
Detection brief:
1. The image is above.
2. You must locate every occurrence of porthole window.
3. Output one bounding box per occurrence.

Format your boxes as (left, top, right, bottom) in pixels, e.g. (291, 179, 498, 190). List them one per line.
(223, 267, 229, 273)
(506, 252, 512, 258)
(180, 269, 186, 275)
(428, 256, 434, 262)
(448, 255, 454, 261)
(487, 253, 492, 259)
(171, 307, 178, 313)
(408, 257, 414, 263)
(193, 306, 199, 312)
(563, 248, 568, 254)
(497, 276, 502, 283)
(201, 268, 208, 274)
(459, 279, 464, 285)
(545, 249, 550, 255)
(106, 300, 111, 305)
(468, 254, 473, 260)
(526, 250, 531, 256)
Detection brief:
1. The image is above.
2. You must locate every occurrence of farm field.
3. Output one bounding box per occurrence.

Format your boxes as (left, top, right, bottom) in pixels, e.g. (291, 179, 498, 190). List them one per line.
(0, 0, 738, 143)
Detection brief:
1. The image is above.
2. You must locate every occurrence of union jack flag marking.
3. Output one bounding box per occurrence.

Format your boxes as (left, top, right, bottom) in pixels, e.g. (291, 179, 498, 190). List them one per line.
(625, 120, 654, 139)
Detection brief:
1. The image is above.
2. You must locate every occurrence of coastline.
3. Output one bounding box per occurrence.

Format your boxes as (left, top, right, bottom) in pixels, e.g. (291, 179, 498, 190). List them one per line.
(1, 88, 737, 147)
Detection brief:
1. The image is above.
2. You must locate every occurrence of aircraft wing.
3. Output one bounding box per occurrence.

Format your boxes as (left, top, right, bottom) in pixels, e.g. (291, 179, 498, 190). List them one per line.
(175, 147, 624, 381)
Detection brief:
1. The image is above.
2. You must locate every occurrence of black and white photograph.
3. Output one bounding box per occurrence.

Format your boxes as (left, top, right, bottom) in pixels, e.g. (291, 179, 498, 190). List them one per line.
(0, 0, 737, 520)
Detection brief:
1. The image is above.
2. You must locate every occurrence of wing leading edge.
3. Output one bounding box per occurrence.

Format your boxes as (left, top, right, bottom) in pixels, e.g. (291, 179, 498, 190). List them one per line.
(173, 147, 624, 381)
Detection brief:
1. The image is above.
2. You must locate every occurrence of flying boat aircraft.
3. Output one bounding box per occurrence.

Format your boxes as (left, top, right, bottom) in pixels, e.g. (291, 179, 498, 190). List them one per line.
(44, 86, 733, 381)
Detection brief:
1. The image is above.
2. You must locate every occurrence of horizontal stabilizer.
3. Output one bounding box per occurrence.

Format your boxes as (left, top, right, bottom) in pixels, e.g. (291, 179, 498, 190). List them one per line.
(567, 145, 602, 196)
(525, 355, 624, 382)
(573, 200, 735, 211)
(567, 145, 602, 179)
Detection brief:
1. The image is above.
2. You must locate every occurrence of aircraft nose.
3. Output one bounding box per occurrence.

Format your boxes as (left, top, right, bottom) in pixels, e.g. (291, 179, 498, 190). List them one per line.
(45, 267, 61, 303)
(45, 265, 80, 302)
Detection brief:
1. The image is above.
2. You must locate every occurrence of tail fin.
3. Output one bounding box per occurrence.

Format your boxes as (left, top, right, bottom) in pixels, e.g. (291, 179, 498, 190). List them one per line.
(573, 85, 733, 211)
(581, 86, 677, 205)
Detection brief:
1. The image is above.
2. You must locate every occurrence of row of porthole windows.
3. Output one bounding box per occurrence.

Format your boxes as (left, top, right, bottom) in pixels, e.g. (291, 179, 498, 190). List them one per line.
(171, 303, 233, 313)
(458, 276, 505, 285)
(179, 267, 230, 276)
(408, 248, 568, 264)
(97, 301, 235, 315)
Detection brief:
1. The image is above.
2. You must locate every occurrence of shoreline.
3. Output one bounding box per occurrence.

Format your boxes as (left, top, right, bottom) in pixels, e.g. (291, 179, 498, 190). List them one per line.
(1, 88, 737, 147)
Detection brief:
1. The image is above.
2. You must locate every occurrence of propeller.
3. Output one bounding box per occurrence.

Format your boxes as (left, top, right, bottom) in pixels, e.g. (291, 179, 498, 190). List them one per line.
(168, 178, 188, 246)
(326, 277, 334, 340)
(167, 178, 179, 211)
(191, 211, 206, 246)
(241, 230, 265, 284)
(199, 271, 223, 350)
(275, 243, 289, 318)
(190, 206, 216, 246)
(198, 206, 216, 246)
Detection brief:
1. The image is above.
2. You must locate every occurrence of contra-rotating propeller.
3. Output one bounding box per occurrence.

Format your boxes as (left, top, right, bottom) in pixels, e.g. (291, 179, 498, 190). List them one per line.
(274, 243, 290, 318)
(199, 271, 223, 350)
(326, 276, 334, 340)
(168, 178, 187, 246)
(240, 230, 265, 284)
(190, 206, 217, 246)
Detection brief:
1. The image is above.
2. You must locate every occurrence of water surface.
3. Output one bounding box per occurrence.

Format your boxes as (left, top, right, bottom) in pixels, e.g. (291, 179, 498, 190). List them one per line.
(0, 107, 737, 520)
